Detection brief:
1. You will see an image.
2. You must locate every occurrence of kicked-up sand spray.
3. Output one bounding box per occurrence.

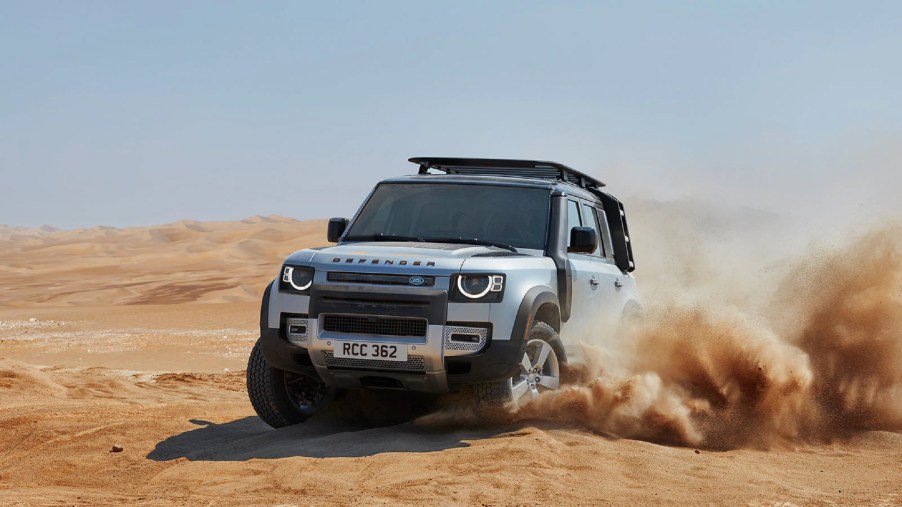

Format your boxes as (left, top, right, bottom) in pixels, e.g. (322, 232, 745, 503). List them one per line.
(419, 221, 902, 449)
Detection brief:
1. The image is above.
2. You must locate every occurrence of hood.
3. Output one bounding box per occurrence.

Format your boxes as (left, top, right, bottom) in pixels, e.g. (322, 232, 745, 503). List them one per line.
(284, 241, 505, 275)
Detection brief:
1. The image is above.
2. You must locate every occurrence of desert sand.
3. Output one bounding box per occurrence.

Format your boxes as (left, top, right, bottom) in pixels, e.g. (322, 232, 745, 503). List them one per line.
(1, 215, 900, 506)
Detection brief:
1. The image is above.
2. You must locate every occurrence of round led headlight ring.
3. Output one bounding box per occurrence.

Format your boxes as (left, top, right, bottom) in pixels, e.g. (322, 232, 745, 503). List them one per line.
(282, 266, 313, 291)
(458, 275, 492, 299)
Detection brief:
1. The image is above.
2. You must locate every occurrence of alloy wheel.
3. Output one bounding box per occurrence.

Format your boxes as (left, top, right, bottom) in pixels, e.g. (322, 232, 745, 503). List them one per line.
(510, 338, 560, 406)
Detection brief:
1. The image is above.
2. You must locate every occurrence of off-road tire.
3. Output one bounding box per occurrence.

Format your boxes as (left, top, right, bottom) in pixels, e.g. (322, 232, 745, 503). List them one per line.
(470, 378, 515, 406)
(246, 338, 314, 428)
(469, 321, 564, 406)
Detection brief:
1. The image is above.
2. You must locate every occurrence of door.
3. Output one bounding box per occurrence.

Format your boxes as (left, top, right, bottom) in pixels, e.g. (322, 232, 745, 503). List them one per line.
(580, 203, 628, 330)
(561, 200, 629, 356)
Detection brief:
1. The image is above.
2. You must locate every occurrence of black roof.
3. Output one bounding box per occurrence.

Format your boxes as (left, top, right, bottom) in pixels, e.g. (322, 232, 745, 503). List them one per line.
(408, 157, 605, 189)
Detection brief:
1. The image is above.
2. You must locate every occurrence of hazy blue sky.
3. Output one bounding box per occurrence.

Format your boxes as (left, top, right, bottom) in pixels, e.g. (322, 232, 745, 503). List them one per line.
(2, 1, 900, 228)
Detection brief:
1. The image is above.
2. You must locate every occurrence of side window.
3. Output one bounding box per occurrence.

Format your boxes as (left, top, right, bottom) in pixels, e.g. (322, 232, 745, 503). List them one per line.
(566, 200, 581, 248)
(580, 203, 603, 256)
(595, 207, 615, 259)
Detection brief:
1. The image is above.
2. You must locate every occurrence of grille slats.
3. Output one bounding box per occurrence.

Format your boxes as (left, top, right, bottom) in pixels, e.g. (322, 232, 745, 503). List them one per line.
(327, 272, 436, 287)
(323, 314, 428, 337)
(323, 351, 425, 371)
(320, 296, 429, 309)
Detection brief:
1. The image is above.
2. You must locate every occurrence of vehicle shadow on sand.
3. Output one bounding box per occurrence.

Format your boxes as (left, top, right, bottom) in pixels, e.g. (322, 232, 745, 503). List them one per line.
(148, 393, 502, 461)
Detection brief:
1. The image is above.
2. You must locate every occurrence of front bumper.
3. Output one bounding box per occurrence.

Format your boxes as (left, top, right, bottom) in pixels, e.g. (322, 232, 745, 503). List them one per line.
(258, 281, 526, 393)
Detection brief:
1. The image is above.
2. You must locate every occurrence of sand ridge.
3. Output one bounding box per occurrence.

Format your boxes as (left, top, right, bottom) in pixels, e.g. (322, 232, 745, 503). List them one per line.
(0, 212, 900, 505)
(0, 216, 327, 307)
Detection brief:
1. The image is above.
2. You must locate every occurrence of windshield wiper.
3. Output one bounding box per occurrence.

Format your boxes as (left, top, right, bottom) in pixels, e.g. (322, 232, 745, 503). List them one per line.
(343, 234, 426, 242)
(423, 236, 518, 252)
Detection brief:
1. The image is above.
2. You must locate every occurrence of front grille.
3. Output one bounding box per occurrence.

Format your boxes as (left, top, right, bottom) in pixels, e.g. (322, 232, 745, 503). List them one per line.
(310, 286, 444, 325)
(323, 351, 426, 372)
(327, 272, 436, 287)
(320, 296, 429, 310)
(322, 314, 428, 337)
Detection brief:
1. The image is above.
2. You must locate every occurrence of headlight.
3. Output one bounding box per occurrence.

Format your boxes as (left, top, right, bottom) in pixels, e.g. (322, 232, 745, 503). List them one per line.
(279, 265, 314, 293)
(452, 274, 505, 302)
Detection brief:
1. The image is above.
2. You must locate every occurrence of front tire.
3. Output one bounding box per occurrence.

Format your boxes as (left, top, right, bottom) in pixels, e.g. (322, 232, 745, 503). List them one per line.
(246, 338, 331, 428)
(470, 321, 564, 407)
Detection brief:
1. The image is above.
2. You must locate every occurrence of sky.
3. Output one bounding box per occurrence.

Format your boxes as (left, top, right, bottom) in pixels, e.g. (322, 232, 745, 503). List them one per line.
(1, 1, 900, 229)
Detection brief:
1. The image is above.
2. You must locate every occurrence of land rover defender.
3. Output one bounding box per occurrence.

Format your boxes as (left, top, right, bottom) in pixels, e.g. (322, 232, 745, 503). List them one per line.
(247, 157, 638, 427)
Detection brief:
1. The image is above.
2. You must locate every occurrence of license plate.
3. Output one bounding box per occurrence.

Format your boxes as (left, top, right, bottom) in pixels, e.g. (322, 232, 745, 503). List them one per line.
(333, 342, 408, 361)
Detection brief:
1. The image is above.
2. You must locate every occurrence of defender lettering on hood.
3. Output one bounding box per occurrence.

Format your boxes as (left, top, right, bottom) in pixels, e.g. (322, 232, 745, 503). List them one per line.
(331, 257, 437, 266)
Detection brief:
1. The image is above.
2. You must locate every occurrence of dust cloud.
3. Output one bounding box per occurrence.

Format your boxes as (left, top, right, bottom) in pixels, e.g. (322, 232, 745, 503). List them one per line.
(419, 203, 902, 450)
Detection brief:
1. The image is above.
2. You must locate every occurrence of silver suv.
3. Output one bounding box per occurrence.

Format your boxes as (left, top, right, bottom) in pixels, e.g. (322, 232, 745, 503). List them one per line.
(247, 157, 638, 427)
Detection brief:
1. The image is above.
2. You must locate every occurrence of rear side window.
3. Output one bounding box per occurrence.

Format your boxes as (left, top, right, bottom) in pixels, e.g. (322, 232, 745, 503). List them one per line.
(594, 207, 615, 259)
(580, 203, 603, 256)
(566, 200, 581, 248)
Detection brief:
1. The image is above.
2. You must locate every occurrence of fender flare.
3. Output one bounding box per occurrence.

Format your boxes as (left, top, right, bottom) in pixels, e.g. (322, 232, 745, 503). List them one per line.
(259, 279, 275, 335)
(510, 286, 566, 363)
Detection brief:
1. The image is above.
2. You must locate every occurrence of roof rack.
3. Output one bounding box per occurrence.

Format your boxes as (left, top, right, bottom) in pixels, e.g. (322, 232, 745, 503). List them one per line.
(409, 157, 605, 189)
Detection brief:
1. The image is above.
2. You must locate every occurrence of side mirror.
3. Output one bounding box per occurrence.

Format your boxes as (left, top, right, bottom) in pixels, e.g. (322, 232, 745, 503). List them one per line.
(568, 226, 598, 254)
(327, 217, 349, 243)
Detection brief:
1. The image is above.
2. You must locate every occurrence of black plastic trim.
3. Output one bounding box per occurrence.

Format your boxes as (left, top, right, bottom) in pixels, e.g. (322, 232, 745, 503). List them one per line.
(510, 287, 563, 359)
(568, 226, 598, 254)
(259, 280, 274, 332)
(328, 271, 436, 287)
(328, 366, 427, 376)
(445, 339, 525, 388)
(327, 218, 349, 243)
(594, 191, 636, 272)
(309, 284, 448, 324)
(409, 157, 605, 188)
(260, 327, 316, 375)
(546, 194, 572, 321)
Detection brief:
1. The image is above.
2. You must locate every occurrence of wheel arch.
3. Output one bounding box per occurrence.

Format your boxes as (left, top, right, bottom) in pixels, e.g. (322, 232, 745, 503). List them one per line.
(511, 286, 566, 363)
(534, 301, 561, 333)
(259, 279, 275, 335)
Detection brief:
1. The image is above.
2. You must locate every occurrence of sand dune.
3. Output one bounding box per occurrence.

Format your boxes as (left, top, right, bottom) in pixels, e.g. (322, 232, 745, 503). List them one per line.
(1, 211, 900, 505)
(0, 216, 327, 307)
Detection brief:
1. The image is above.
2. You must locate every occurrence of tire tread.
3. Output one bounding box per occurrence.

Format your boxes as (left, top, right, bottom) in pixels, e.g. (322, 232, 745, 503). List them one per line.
(246, 339, 295, 428)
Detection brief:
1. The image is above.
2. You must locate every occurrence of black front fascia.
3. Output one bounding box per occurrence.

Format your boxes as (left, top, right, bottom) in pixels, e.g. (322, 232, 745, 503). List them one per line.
(308, 284, 448, 325)
(445, 338, 525, 387)
(546, 193, 572, 322)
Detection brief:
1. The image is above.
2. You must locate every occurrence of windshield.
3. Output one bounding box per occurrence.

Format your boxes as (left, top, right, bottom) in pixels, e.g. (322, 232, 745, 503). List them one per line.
(345, 183, 550, 250)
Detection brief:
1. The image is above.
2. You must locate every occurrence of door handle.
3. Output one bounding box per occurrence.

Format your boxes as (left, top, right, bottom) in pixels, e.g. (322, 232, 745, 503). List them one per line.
(589, 277, 600, 287)
(614, 279, 623, 288)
